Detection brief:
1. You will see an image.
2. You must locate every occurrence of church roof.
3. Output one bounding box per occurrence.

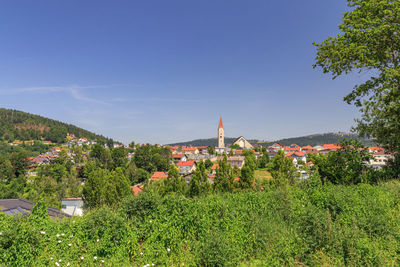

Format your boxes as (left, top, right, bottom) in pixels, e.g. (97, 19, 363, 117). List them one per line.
(218, 116, 223, 129)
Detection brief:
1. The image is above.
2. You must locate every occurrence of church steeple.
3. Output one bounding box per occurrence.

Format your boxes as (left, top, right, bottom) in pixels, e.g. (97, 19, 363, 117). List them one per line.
(218, 116, 224, 148)
(218, 116, 224, 129)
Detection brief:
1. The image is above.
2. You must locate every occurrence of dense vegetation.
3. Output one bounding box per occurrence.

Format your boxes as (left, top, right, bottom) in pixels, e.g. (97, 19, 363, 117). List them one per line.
(0, 108, 111, 143)
(2, 180, 400, 266)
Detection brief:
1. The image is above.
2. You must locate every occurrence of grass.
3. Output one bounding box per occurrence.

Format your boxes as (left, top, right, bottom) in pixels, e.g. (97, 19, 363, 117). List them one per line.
(254, 169, 272, 183)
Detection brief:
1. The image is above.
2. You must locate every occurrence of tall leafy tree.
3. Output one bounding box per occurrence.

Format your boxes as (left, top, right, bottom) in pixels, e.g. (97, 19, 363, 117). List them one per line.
(309, 139, 373, 185)
(314, 0, 400, 168)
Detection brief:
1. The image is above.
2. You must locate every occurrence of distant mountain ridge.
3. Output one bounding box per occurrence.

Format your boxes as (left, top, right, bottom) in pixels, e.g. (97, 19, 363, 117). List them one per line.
(0, 108, 112, 143)
(168, 132, 374, 147)
(262, 132, 374, 147)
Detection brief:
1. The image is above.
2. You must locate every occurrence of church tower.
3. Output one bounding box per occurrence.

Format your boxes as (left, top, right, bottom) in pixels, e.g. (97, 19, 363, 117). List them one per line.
(218, 116, 224, 148)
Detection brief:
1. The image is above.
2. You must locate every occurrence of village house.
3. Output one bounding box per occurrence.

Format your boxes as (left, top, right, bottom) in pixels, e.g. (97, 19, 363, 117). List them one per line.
(182, 147, 199, 155)
(232, 136, 254, 149)
(227, 156, 245, 169)
(369, 152, 393, 169)
(131, 185, 143, 195)
(286, 151, 307, 164)
(197, 146, 209, 155)
(151, 172, 168, 181)
(61, 198, 84, 216)
(172, 154, 187, 163)
(0, 199, 70, 220)
(177, 160, 197, 175)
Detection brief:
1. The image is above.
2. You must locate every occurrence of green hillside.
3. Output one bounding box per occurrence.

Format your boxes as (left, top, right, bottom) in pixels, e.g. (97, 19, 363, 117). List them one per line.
(0, 108, 111, 143)
(264, 132, 375, 147)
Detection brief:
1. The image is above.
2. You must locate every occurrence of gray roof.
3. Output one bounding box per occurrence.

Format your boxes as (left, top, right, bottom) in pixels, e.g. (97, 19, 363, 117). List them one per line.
(0, 199, 70, 219)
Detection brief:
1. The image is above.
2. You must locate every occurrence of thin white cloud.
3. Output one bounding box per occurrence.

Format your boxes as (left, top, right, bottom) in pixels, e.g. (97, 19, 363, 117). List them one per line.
(0, 84, 111, 105)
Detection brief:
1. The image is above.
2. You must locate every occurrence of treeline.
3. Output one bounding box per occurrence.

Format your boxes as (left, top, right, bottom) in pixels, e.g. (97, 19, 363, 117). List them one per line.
(0, 108, 110, 143)
(263, 132, 374, 147)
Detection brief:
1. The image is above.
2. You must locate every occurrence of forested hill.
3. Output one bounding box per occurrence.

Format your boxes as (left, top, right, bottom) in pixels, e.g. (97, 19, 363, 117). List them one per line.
(168, 132, 374, 147)
(263, 132, 374, 147)
(0, 108, 111, 143)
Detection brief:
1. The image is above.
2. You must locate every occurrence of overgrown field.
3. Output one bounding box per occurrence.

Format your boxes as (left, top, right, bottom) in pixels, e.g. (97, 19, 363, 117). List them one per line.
(2, 181, 400, 266)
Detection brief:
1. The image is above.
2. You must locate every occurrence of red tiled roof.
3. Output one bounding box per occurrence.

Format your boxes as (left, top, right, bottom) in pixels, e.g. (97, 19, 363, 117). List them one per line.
(173, 154, 185, 159)
(177, 160, 195, 166)
(284, 146, 300, 151)
(373, 152, 386, 155)
(151, 172, 168, 180)
(182, 147, 197, 151)
(302, 145, 313, 150)
(323, 144, 341, 150)
(286, 151, 305, 157)
(131, 186, 143, 195)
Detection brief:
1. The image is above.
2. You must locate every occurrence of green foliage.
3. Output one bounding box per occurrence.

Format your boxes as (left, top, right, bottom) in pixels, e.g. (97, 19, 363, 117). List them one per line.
(133, 145, 171, 173)
(214, 155, 234, 192)
(257, 150, 270, 169)
(310, 139, 374, 185)
(269, 150, 298, 184)
(82, 167, 132, 209)
(159, 165, 187, 196)
(4, 182, 400, 265)
(314, 0, 400, 165)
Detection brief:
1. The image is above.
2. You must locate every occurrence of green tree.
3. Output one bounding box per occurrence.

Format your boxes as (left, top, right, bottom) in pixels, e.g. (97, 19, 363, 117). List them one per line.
(313, 0, 400, 171)
(160, 165, 187, 195)
(309, 139, 374, 185)
(258, 151, 270, 169)
(214, 155, 234, 192)
(9, 151, 29, 178)
(269, 150, 298, 184)
(82, 167, 132, 209)
(111, 147, 128, 169)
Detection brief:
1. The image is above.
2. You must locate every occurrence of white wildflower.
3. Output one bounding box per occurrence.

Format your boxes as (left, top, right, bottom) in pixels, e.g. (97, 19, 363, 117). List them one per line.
(68, 243, 72, 247)
(152, 264, 155, 266)
(58, 240, 62, 243)
(80, 256, 84, 260)
(70, 235, 73, 238)
(55, 262, 60, 267)
(101, 260, 104, 263)
(149, 220, 152, 223)
(0, 232, 2, 235)
(96, 239, 99, 242)
(140, 252, 143, 255)
(56, 234, 60, 237)
(67, 263, 70, 266)
(167, 248, 171, 252)
(50, 257, 53, 260)
(61, 233, 65, 236)
(40, 231, 45, 235)
(59, 259, 62, 262)
(94, 256, 97, 260)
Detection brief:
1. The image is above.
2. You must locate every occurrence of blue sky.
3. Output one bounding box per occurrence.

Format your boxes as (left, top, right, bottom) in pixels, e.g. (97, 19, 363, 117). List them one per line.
(0, 0, 365, 144)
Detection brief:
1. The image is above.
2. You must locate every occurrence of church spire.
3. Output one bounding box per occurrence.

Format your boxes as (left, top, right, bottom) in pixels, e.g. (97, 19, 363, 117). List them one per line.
(218, 116, 224, 129)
